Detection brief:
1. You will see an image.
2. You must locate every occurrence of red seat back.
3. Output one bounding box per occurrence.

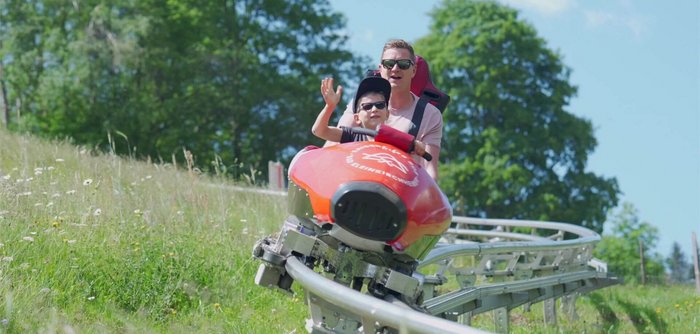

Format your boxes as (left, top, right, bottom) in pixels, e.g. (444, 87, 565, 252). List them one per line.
(410, 55, 450, 113)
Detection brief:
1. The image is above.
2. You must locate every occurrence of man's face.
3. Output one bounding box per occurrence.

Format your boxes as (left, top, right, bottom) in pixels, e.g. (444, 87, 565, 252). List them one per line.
(379, 48, 416, 93)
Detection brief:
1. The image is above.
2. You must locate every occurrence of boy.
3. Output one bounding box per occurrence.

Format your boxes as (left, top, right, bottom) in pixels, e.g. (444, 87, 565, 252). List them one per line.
(312, 76, 426, 156)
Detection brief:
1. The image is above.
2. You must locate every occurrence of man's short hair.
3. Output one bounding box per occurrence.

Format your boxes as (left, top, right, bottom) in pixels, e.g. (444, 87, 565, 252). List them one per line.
(381, 39, 416, 62)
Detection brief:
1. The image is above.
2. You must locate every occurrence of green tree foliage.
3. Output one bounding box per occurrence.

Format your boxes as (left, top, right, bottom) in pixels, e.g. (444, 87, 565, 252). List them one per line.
(415, 0, 619, 232)
(594, 203, 665, 285)
(0, 0, 364, 177)
(666, 242, 691, 283)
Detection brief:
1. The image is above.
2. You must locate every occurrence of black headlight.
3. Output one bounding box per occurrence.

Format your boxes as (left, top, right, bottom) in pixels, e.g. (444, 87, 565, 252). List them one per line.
(331, 182, 407, 242)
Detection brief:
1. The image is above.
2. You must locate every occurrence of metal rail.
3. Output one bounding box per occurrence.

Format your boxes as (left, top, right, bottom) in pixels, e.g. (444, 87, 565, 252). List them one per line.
(279, 216, 618, 333)
(285, 257, 491, 334)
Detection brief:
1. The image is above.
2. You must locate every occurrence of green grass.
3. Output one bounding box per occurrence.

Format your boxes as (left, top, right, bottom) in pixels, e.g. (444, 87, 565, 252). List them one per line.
(1, 128, 698, 333)
(466, 284, 699, 333)
(0, 129, 308, 333)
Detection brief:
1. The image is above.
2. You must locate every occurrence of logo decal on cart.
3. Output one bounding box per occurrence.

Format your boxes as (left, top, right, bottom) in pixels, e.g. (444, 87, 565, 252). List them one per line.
(346, 144, 419, 187)
(361, 152, 409, 174)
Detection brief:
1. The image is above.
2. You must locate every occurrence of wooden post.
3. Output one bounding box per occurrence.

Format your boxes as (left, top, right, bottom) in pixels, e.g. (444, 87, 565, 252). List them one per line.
(639, 238, 646, 285)
(267, 161, 285, 191)
(692, 232, 700, 294)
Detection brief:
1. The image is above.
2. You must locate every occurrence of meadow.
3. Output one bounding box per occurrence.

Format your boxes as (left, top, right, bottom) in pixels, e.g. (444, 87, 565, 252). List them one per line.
(1, 128, 698, 333)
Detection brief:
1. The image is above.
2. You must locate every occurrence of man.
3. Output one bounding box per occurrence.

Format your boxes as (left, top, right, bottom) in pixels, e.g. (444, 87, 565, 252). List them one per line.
(326, 39, 443, 180)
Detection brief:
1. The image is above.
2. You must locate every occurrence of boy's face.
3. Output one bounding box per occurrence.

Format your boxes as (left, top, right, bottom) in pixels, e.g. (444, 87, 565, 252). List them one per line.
(354, 92, 389, 130)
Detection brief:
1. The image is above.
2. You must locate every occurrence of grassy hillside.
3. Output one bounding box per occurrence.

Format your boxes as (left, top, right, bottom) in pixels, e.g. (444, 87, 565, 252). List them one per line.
(0, 129, 307, 333)
(1, 128, 698, 333)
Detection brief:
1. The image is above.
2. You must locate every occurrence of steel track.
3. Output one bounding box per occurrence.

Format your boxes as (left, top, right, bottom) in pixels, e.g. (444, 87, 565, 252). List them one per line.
(283, 216, 618, 333)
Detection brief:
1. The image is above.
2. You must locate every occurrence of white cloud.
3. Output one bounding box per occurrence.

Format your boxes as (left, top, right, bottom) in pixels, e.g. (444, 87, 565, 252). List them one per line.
(361, 29, 375, 43)
(584, 10, 648, 38)
(499, 0, 576, 16)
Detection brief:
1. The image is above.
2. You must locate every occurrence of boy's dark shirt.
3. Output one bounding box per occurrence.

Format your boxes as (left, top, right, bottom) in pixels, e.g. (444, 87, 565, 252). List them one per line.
(340, 126, 369, 143)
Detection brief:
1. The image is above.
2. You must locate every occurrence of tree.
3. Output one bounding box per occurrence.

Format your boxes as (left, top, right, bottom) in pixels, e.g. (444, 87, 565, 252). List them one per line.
(667, 242, 690, 283)
(594, 202, 665, 284)
(0, 0, 365, 179)
(414, 0, 619, 232)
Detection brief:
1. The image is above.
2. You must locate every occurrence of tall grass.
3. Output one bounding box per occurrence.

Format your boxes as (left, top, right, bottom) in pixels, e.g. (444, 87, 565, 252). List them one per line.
(466, 284, 699, 333)
(2, 128, 698, 333)
(0, 129, 306, 333)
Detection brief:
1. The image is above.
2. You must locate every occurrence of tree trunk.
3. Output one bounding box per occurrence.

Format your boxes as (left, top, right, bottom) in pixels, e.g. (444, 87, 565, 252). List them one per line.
(0, 62, 9, 128)
(639, 238, 646, 285)
(692, 232, 700, 294)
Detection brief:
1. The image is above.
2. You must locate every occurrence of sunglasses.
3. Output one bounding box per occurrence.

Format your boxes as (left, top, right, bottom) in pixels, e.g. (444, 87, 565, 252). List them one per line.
(381, 59, 414, 70)
(359, 101, 387, 111)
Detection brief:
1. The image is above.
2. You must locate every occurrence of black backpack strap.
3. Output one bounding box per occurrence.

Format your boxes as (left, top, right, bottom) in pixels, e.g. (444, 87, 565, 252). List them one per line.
(409, 97, 429, 138)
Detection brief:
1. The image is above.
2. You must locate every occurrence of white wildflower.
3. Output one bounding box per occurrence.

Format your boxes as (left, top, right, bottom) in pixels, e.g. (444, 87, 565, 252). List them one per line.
(34, 170, 43, 176)
(52, 193, 61, 198)
(66, 190, 76, 195)
(176, 210, 183, 216)
(19, 192, 32, 196)
(23, 236, 34, 242)
(47, 202, 54, 207)
(55, 158, 65, 162)
(1, 175, 9, 180)
(242, 228, 249, 235)
(34, 203, 43, 207)
(66, 240, 77, 244)
(47, 166, 55, 171)
(240, 219, 248, 223)
(145, 175, 152, 179)
(83, 178, 93, 186)
(94, 208, 102, 216)
(87, 296, 95, 301)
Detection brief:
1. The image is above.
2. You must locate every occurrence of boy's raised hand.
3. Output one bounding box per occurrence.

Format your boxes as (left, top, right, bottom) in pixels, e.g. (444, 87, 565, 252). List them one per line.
(320, 77, 343, 107)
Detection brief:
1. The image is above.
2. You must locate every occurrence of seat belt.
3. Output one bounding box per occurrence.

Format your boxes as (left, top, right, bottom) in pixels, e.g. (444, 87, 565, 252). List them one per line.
(409, 97, 429, 138)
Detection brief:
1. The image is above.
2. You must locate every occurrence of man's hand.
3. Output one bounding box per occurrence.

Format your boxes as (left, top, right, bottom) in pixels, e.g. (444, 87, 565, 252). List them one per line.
(413, 140, 426, 156)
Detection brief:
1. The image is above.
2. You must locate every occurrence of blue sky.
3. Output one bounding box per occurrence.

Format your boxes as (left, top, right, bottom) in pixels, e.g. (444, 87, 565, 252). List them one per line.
(327, 0, 700, 257)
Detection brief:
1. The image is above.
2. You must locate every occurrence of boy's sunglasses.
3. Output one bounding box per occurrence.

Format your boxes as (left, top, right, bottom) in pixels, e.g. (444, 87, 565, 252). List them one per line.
(359, 101, 387, 111)
(381, 59, 414, 70)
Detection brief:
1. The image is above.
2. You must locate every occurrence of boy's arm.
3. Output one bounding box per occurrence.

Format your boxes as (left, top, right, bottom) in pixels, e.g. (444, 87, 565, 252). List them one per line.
(323, 106, 354, 147)
(312, 103, 343, 142)
(312, 77, 345, 143)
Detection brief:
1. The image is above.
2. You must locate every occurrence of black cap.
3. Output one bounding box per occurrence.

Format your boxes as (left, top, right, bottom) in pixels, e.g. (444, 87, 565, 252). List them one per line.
(353, 76, 391, 113)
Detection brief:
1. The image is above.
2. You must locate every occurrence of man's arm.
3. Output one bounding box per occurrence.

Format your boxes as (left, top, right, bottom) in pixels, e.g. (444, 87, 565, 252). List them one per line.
(418, 105, 443, 181)
(424, 144, 440, 180)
